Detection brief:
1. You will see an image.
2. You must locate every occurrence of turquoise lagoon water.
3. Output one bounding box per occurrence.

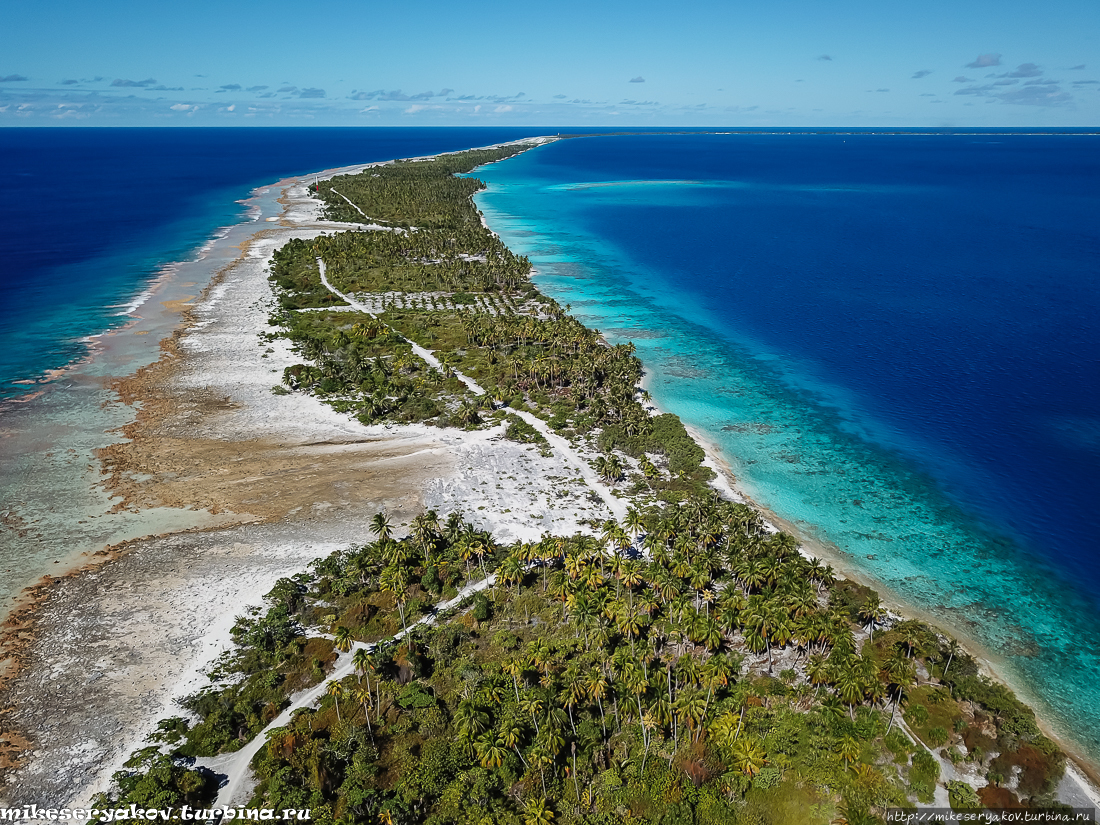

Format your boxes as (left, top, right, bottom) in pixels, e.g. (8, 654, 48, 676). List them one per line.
(472, 133, 1100, 760)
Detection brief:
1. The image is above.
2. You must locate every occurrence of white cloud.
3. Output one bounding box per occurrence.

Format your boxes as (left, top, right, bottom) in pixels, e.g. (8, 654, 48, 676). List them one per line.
(494, 105, 513, 112)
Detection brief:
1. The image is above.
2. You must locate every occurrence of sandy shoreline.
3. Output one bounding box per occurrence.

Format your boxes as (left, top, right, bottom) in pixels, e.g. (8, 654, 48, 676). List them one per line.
(1, 141, 1098, 811)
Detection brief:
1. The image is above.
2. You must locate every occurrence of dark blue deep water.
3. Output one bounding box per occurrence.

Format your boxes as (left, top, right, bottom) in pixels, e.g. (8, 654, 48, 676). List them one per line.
(473, 133, 1100, 757)
(0, 127, 560, 395)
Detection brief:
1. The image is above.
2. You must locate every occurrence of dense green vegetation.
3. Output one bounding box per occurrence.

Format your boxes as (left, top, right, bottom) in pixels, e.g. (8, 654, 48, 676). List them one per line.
(272, 307, 484, 427)
(92, 747, 217, 818)
(101, 501, 1072, 824)
(271, 238, 351, 310)
(309, 223, 534, 296)
(317, 146, 536, 228)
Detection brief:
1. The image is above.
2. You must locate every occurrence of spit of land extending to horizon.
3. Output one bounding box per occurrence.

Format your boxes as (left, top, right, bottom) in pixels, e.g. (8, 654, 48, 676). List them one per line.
(0, 128, 1097, 825)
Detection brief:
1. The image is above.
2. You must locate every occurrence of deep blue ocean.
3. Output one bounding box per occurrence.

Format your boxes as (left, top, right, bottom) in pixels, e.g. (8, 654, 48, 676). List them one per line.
(1, 128, 1098, 759)
(472, 133, 1100, 757)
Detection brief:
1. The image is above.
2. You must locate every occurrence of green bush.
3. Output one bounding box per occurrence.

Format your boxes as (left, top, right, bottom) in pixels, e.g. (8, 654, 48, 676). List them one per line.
(503, 413, 548, 446)
(599, 413, 708, 476)
(93, 748, 217, 814)
(947, 780, 982, 810)
(949, 674, 1039, 738)
(905, 705, 929, 726)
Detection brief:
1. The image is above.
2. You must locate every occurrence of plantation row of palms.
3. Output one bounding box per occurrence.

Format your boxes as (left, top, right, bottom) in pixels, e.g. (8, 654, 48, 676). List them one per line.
(272, 251, 666, 465)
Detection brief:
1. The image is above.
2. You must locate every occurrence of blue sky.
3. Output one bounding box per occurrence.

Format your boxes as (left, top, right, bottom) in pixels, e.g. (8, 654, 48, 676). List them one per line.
(2, 0, 1097, 126)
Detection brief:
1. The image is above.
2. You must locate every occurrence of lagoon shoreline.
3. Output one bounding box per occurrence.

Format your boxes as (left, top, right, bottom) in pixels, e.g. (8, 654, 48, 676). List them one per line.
(0, 140, 1097, 813)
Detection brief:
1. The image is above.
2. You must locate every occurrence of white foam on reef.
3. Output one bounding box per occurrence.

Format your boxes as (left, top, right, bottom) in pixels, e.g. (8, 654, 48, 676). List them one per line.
(195, 225, 232, 255)
(109, 287, 156, 317)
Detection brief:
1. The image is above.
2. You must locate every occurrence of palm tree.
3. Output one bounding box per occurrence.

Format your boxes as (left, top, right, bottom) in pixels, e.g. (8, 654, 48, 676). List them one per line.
(504, 657, 525, 702)
(884, 652, 916, 734)
(328, 681, 344, 722)
(696, 615, 724, 655)
(370, 511, 393, 544)
(806, 653, 831, 698)
(675, 689, 707, 743)
(941, 637, 962, 678)
(410, 511, 438, 567)
(586, 669, 609, 735)
(499, 721, 529, 768)
(595, 454, 623, 485)
(353, 685, 374, 741)
(834, 657, 867, 720)
(474, 734, 509, 769)
(527, 745, 555, 796)
(380, 565, 410, 636)
(640, 711, 657, 773)
(620, 563, 644, 609)
(896, 619, 928, 659)
(523, 798, 554, 825)
(519, 694, 544, 735)
(859, 596, 886, 643)
(334, 626, 354, 653)
(560, 671, 587, 734)
(616, 608, 644, 656)
(499, 554, 525, 596)
(839, 735, 861, 769)
(352, 647, 372, 686)
(454, 699, 490, 746)
(743, 600, 782, 674)
(730, 736, 768, 777)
